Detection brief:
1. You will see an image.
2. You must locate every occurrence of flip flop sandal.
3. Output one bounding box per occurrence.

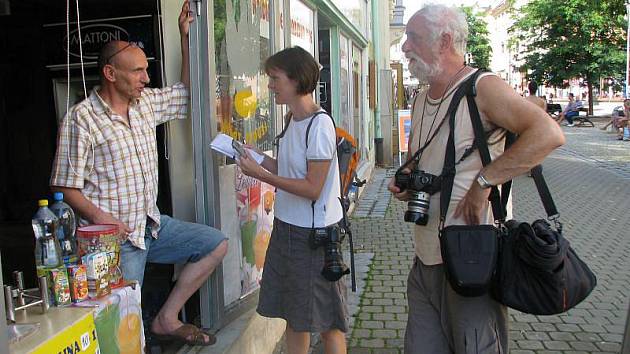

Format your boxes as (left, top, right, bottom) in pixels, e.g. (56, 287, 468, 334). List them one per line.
(151, 324, 216, 346)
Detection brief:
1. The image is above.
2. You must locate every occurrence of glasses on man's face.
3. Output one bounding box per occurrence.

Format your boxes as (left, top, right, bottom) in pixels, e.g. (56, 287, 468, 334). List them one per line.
(104, 41, 145, 65)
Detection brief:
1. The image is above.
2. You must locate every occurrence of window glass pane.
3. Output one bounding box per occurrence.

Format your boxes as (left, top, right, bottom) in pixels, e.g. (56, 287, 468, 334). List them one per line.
(289, 0, 315, 54)
(214, 0, 274, 304)
(339, 34, 351, 132)
(352, 44, 362, 152)
(330, 0, 366, 36)
(214, 0, 273, 152)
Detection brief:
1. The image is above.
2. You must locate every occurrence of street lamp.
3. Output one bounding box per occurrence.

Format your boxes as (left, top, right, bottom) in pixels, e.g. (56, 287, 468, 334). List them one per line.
(626, 1, 630, 98)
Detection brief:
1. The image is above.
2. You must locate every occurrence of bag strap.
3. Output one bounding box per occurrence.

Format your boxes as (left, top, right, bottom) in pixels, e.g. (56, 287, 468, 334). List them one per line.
(464, 75, 560, 223)
(439, 70, 488, 225)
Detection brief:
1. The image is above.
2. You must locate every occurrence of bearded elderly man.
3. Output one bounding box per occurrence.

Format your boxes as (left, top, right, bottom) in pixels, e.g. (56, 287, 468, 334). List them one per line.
(387, 5, 565, 354)
(50, 0, 227, 347)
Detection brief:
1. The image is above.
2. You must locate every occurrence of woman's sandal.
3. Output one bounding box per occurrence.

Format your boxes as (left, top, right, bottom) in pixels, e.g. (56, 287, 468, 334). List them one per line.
(151, 324, 216, 346)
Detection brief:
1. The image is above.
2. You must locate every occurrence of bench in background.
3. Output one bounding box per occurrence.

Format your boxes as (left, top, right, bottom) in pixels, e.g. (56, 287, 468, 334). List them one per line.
(575, 107, 595, 127)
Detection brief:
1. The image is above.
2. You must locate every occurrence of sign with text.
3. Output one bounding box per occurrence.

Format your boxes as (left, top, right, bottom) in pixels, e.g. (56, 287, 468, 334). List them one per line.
(398, 109, 412, 153)
(44, 15, 156, 67)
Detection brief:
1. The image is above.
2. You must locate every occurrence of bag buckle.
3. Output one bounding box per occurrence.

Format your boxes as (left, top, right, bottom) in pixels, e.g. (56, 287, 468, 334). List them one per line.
(548, 214, 563, 233)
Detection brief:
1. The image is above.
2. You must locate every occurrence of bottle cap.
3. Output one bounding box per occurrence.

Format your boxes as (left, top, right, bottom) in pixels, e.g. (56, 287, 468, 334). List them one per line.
(53, 192, 64, 201)
(38, 199, 48, 207)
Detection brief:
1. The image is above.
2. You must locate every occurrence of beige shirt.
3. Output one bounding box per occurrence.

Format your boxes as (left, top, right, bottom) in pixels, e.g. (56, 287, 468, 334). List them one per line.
(50, 83, 189, 249)
(409, 71, 512, 265)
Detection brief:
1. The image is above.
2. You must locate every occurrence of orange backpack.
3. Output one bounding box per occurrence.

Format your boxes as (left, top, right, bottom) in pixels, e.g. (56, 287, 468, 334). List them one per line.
(303, 112, 364, 202)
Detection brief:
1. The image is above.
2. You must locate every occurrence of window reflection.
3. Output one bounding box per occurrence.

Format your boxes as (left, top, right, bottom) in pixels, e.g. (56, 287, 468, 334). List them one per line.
(214, 0, 273, 155)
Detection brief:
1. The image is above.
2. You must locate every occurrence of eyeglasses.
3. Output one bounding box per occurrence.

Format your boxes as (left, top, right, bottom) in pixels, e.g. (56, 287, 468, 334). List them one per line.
(103, 41, 145, 65)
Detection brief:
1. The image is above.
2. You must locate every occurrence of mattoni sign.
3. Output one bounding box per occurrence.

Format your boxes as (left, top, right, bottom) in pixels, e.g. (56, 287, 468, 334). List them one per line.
(64, 24, 130, 60)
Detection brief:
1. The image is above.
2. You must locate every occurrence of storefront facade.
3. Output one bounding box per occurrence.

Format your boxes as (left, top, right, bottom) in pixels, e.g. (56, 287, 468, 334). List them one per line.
(0, 0, 390, 349)
(163, 0, 387, 332)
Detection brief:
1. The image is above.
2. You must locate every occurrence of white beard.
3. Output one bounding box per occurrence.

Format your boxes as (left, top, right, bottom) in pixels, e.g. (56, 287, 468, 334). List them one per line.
(407, 52, 443, 85)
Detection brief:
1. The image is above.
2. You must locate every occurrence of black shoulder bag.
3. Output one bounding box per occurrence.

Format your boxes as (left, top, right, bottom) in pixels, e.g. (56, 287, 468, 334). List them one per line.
(440, 70, 597, 315)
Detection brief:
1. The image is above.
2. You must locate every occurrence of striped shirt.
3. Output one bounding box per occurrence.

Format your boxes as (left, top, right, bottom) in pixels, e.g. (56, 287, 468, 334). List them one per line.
(50, 83, 189, 249)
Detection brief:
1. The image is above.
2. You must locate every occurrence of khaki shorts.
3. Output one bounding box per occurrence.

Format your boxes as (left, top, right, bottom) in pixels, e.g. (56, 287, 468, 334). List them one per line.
(257, 218, 349, 333)
(405, 257, 508, 354)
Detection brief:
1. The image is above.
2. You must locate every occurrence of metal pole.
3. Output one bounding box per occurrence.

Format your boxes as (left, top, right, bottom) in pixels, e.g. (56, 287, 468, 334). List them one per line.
(627, 2, 630, 97)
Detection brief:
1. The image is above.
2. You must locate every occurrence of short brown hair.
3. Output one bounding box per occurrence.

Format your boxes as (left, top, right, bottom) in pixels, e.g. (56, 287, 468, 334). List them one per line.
(264, 46, 320, 95)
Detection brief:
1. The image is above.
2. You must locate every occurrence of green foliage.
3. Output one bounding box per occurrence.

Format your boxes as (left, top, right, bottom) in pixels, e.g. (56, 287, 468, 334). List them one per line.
(462, 6, 493, 69)
(512, 0, 626, 88)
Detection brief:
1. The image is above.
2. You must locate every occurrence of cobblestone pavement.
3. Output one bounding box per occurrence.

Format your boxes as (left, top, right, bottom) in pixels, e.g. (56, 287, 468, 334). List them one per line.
(346, 122, 630, 354)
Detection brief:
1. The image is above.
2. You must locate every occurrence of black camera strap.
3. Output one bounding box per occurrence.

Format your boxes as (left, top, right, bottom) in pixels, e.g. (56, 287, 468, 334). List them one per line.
(305, 111, 357, 291)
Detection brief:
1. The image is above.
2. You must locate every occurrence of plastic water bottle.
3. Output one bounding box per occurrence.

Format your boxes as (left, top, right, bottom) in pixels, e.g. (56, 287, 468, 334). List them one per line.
(50, 192, 78, 265)
(32, 199, 63, 272)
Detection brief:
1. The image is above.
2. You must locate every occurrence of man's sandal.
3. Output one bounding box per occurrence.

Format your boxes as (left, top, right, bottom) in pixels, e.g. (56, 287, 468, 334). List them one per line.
(151, 324, 217, 346)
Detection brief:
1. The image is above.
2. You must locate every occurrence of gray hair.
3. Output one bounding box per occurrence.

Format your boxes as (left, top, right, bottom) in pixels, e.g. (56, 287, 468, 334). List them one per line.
(415, 4, 468, 56)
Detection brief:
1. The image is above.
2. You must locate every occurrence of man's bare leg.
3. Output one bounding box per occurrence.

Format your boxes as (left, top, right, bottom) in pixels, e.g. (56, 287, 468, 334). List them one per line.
(151, 240, 228, 341)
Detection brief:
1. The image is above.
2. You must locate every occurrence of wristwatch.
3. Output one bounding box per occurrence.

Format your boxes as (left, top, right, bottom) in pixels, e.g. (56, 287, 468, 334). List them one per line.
(476, 173, 493, 189)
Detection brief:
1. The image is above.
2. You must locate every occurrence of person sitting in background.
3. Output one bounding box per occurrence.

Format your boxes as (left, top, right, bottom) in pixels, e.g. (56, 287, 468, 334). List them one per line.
(600, 99, 630, 133)
(616, 99, 630, 140)
(556, 93, 582, 126)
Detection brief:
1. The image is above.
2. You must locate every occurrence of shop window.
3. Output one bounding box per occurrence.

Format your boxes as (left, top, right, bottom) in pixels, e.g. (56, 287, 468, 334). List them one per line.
(339, 34, 351, 132)
(289, 0, 315, 55)
(214, 0, 273, 153)
(213, 0, 274, 306)
(330, 0, 367, 37)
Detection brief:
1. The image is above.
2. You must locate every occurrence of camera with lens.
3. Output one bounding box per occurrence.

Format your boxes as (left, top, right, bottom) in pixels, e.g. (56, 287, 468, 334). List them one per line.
(394, 167, 441, 226)
(309, 225, 350, 281)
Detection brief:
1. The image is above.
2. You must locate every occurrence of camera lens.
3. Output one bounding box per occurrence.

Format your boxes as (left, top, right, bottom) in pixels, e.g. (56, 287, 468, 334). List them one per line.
(404, 191, 430, 226)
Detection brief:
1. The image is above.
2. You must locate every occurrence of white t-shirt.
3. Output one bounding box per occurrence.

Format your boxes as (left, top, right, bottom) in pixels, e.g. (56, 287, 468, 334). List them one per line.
(274, 111, 343, 228)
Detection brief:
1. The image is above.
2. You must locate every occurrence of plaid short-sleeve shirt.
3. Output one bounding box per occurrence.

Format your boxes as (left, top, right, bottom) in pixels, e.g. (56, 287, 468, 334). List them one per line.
(50, 83, 189, 249)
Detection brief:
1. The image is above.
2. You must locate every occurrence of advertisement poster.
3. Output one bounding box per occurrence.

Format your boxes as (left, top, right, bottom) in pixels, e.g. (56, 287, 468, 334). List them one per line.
(398, 109, 412, 152)
(75, 284, 144, 354)
(235, 169, 275, 296)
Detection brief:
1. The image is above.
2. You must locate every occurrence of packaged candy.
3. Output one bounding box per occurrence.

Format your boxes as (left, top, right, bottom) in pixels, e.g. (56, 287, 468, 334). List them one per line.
(82, 252, 111, 298)
(48, 267, 71, 306)
(67, 264, 89, 303)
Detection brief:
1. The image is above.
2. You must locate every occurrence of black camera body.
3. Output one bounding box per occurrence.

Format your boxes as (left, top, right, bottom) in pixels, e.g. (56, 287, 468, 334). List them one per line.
(394, 168, 441, 226)
(309, 225, 350, 281)
(394, 169, 439, 194)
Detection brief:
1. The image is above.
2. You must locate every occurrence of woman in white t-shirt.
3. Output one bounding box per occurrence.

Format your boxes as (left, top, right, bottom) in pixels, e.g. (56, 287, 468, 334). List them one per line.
(237, 46, 347, 354)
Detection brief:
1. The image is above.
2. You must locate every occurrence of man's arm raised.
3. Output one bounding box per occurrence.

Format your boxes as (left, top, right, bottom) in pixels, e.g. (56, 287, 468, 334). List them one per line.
(178, 0, 193, 88)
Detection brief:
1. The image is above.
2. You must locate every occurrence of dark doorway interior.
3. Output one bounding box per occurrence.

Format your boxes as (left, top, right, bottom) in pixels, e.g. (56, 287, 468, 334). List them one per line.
(0, 0, 173, 283)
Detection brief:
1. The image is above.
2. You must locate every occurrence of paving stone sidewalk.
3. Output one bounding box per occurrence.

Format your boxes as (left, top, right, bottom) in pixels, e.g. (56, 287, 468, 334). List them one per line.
(346, 124, 630, 354)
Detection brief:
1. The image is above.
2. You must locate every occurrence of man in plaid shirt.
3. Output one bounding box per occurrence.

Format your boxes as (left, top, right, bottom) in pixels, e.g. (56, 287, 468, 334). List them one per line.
(50, 1, 227, 346)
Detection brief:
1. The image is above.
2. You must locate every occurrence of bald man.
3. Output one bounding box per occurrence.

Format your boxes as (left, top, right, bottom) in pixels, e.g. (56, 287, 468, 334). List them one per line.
(50, 1, 227, 346)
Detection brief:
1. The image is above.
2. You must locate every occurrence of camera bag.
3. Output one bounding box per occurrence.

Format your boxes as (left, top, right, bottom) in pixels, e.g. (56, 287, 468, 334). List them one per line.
(439, 69, 597, 315)
(438, 70, 501, 297)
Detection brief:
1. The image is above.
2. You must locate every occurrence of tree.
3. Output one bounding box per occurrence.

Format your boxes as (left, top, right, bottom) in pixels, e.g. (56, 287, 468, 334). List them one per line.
(462, 6, 492, 70)
(512, 0, 626, 114)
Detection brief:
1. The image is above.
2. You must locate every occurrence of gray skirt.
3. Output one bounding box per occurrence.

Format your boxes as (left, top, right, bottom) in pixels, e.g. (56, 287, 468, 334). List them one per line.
(257, 218, 349, 333)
